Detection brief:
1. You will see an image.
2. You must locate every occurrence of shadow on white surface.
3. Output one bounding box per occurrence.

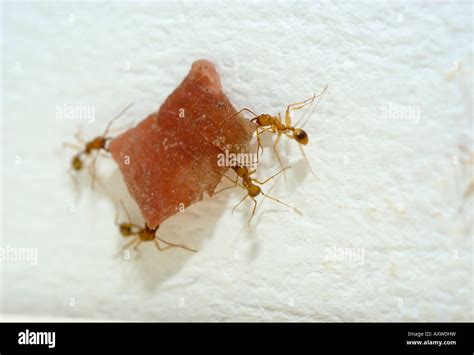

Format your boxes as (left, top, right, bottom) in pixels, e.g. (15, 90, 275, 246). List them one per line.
(87, 167, 227, 293)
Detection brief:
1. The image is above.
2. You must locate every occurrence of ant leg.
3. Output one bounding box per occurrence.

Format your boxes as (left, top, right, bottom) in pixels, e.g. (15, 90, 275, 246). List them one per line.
(294, 85, 328, 128)
(232, 193, 249, 214)
(255, 127, 273, 158)
(155, 236, 197, 253)
(114, 206, 120, 226)
(118, 200, 141, 228)
(286, 86, 328, 118)
(103, 103, 134, 137)
(255, 127, 264, 158)
(247, 197, 258, 226)
(214, 174, 239, 194)
(107, 121, 134, 135)
(219, 174, 247, 191)
(88, 151, 107, 190)
(284, 94, 316, 127)
(122, 237, 139, 252)
(229, 108, 258, 121)
(260, 191, 302, 216)
(154, 239, 174, 252)
(214, 185, 238, 195)
(298, 144, 319, 179)
(133, 240, 142, 251)
(88, 151, 99, 189)
(253, 166, 291, 185)
(287, 94, 317, 111)
(63, 142, 83, 151)
(119, 200, 131, 222)
(74, 131, 86, 144)
(272, 133, 286, 173)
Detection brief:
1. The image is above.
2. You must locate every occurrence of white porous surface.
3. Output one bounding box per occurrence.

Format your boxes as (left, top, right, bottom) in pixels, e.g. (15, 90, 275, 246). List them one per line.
(1, 1, 472, 322)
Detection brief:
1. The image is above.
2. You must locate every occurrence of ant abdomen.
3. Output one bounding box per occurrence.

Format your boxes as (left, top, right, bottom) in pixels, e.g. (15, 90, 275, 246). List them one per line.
(119, 223, 134, 237)
(247, 184, 261, 197)
(72, 155, 83, 171)
(293, 128, 308, 145)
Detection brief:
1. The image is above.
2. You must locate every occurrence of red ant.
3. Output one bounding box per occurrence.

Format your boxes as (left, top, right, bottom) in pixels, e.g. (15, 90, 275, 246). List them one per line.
(215, 161, 302, 225)
(231, 86, 328, 178)
(63, 103, 133, 188)
(115, 201, 197, 253)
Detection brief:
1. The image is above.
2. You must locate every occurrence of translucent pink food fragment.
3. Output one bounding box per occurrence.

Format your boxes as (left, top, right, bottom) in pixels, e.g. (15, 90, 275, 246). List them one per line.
(109, 60, 255, 228)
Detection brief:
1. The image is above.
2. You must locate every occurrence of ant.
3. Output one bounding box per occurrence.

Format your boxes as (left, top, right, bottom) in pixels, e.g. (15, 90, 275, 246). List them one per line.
(63, 103, 134, 188)
(215, 160, 302, 225)
(115, 201, 197, 253)
(185, 105, 302, 224)
(231, 86, 328, 178)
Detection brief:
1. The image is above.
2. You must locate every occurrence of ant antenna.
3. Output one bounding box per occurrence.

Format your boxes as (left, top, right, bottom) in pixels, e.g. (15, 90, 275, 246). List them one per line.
(298, 144, 319, 180)
(295, 85, 328, 129)
(103, 102, 134, 138)
(119, 199, 133, 224)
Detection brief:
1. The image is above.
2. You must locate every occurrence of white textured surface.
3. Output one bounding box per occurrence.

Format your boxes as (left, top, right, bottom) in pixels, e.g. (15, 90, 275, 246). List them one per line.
(1, 2, 472, 321)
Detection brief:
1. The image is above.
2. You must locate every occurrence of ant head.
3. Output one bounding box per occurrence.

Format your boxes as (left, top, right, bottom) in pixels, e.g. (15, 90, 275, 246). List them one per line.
(72, 155, 83, 171)
(293, 128, 308, 145)
(254, 114, 273, 126)
(248, 184, 261, 197)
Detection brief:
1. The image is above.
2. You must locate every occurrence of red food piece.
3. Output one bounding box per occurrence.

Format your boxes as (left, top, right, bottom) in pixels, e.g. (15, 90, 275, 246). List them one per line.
(109, 60, 255, 228)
